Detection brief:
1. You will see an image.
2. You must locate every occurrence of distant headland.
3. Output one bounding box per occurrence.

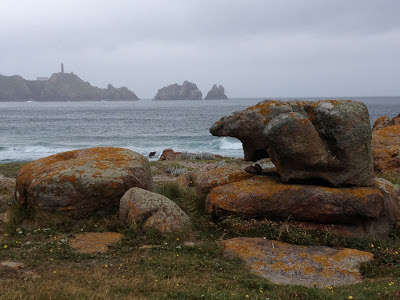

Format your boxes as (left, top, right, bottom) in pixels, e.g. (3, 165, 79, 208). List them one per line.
(0, 64, 229, 102)
(0, 63, 139, 102)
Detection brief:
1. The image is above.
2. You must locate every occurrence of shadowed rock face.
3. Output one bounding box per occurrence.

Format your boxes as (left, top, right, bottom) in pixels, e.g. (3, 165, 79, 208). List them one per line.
(211, 100, 374, 187)
(204, 84, 228, 100)
(153, 81, 202, 100)
(13, 147, 153, 217)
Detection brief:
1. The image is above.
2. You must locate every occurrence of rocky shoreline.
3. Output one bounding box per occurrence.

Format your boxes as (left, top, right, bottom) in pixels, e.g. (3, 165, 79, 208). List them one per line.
(0, 100, 399, 295)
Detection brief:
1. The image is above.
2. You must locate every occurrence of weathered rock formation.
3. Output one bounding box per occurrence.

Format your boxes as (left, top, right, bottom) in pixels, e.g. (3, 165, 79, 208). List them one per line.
(223, 237, 373, 287)
(204, 84, 228, 100)
(13, 147, 153, 216)
(119, 187, 190, 232)
(206, 175, 400, 237)
(0, 73, 139, 101)
(211, 100, 374, 187)
(372, 114, 400, 131)
(372, 124, 400, 174)
(153, 81, 202, 100)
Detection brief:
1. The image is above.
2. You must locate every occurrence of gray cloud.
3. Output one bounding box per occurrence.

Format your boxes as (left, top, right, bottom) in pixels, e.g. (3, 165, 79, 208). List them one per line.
(1, 0, 399, 97)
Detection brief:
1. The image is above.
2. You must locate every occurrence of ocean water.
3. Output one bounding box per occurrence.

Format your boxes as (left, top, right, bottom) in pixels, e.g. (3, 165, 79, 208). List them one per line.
(0, 97, 399, 163)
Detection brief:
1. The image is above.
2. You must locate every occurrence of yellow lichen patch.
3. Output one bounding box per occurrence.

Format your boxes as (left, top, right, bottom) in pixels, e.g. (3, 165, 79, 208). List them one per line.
(223, 237, 373, 287)
(223, 238, 267, 260)
(70, 232, 124, 254)
(194, 166, 254, 193)
(208, 176, 300, 213)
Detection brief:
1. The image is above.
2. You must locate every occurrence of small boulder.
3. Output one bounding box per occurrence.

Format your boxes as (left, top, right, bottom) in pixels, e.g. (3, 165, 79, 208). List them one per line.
(13, 147, 153, 217)
(159, 148, 182, 161)
(206, 175, 400, 237)
(119, 187, 190, 232)
(70, 232, 124, 254)
(372, 124, 400, 174)
(223, 237, 373, 287)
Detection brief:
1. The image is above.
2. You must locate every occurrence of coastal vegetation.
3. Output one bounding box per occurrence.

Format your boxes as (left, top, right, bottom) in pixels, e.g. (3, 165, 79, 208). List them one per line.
(1, 160, 400, 299)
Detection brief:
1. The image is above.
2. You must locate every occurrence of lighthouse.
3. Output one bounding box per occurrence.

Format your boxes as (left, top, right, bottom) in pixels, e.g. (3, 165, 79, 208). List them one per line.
(61, 63, 64, 73)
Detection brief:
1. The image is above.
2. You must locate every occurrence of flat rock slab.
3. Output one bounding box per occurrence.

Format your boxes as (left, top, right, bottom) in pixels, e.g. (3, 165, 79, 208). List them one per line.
(223, 237, 373, 287)
(207, 175, 400, 236)
(70, 232, 124, 254)
(1, 261, 25, 269)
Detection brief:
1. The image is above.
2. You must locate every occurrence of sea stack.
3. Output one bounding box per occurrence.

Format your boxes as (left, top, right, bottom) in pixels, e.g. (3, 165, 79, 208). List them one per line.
(204, 84, 228, 100)
(153, 81, 202, 100)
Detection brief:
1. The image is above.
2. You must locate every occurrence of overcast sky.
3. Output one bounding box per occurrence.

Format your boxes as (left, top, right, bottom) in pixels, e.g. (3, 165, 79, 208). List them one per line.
(1, 0, 399, 98)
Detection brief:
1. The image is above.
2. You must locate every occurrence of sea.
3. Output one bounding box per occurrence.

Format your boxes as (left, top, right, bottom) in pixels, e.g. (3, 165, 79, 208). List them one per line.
(0, 97, 399, 163)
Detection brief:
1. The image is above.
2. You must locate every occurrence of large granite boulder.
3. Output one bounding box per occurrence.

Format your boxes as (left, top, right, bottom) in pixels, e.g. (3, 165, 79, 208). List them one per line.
(153, 81, 202, 100)
(372, 124, 400, 174)
(211, 100, 373, 186)
(118, 187, 190, 232)
(204, 84, 228, 100)
(206, 175, 400, 237)
(13, 147, 153, 216)
(223, 237, 373, 287)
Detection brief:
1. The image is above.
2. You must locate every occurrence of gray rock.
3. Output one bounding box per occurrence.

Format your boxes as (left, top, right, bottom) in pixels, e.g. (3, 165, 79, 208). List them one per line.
(204, 84, 228, 100)
(211, 100, 374, 186)
(119, 187, 190, 232)
(153, 81, 202, 100)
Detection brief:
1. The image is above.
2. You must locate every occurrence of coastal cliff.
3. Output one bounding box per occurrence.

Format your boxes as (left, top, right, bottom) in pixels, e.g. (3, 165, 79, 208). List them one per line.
(0, 73, 139, 101)
(153, 81, 202, 100)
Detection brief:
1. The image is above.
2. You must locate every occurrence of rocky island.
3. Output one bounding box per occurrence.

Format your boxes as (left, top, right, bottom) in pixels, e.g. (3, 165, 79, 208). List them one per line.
(0, 69, 139, 101)
(204, 84, 228, 100)
(153, 81, 202, 100)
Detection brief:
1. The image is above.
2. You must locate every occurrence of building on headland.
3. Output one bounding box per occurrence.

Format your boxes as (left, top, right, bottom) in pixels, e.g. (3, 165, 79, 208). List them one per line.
(36, 77, 49, 81)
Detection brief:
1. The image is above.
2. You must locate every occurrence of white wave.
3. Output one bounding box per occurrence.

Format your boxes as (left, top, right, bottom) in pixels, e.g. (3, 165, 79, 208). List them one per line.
(218, 137, 243, 150)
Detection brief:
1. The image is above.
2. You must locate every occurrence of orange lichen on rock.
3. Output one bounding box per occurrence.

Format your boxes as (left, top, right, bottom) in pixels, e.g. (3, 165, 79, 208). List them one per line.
(223, 237, 373, 287)
(14, 147, 153, 217)
(207, 175, 400, 236)
(372, 124, 400, 174)
(179, 165, 254, 194)
(70, 232, 124, 254)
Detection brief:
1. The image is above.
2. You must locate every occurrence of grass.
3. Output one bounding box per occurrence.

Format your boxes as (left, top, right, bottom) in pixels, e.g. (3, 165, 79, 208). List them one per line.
(0, 162, 27, 178)
(1, 164, 400, 299)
